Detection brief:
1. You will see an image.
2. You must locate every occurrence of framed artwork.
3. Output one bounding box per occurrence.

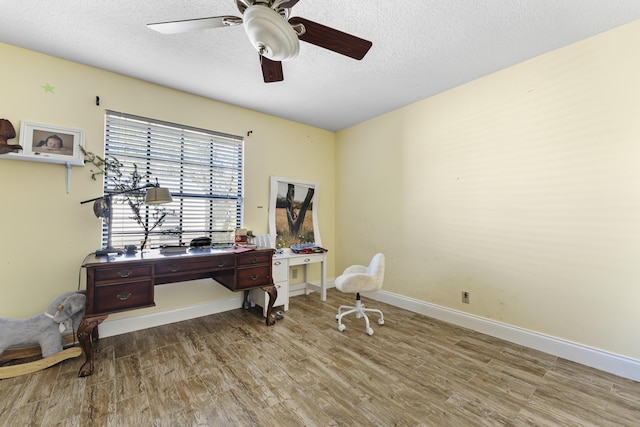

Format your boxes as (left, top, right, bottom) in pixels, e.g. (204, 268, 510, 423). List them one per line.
(5, 121, 85, 166)
(269, 176, 321, 250)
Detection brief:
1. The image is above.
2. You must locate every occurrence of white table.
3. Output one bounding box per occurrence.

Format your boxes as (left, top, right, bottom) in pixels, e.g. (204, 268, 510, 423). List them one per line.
(249, 250, 327, 317)
(281, 251, 327, 301)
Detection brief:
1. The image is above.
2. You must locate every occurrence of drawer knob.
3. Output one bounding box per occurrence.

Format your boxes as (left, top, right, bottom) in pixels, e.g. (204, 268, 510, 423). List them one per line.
(250, 274, 258, 280)
(304, 258, 311, 262)
(217, 261, 226, 267)
(169, 264, 180, 272)
(274, 261, 282, 266)
(116, 291, 132, 300)
(119, 269, 132, 278)
(251, 256, 258, 264)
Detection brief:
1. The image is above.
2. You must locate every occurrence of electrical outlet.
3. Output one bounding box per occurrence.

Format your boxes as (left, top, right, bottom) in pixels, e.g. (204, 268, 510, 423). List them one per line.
(462, 291, 470, 304)
(291, 268, 298, 279)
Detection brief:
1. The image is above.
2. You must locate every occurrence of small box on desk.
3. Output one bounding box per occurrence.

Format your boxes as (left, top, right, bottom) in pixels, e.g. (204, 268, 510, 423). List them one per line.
(235, 228, 248, 243)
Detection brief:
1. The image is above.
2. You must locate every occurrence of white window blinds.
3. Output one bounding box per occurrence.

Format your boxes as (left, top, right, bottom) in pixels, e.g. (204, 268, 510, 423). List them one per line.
(103, 111, 244, 248)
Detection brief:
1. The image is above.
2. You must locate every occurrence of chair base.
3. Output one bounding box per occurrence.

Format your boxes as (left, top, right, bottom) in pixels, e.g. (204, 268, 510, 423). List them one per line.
(336, 293, 384, 335)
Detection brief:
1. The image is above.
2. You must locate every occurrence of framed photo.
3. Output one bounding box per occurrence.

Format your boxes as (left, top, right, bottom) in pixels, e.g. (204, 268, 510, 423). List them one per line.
(268, 176, 321, 250)
(5, 121, 85, 166)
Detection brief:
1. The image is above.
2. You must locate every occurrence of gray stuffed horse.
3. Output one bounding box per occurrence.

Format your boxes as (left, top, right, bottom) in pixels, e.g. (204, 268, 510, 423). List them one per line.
(0, 291, 86, 358)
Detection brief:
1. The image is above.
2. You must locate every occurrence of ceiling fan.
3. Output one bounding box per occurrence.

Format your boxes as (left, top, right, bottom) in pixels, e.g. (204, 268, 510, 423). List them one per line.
(147, 0, 373, 83)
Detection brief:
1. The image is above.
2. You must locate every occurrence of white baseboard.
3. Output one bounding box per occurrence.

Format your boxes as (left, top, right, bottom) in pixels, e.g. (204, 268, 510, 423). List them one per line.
(365, 289, 640, 382)
(99, 284, 320, 337)
(99, 280, 640, 381)
(289, 282, 311, 297)
(99, 295, 244, 338)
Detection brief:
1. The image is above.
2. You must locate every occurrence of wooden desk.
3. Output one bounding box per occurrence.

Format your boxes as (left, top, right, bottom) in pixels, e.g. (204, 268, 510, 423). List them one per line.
(77, 248, 276, 377)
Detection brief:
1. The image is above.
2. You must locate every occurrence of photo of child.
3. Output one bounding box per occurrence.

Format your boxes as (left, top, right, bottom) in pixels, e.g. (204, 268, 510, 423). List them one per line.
(32, 130, 74, 156)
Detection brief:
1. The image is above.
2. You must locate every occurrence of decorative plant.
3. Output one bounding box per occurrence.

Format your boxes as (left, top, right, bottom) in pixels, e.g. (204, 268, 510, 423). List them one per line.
(82, 148, 172, 249)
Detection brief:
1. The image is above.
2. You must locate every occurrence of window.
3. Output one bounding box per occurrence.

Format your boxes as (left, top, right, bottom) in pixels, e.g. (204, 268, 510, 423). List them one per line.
(103, 111, 244, 248)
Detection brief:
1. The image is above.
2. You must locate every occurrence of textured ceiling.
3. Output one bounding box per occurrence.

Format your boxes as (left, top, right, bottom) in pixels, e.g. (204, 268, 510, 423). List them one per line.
(1, 1, 640, 131)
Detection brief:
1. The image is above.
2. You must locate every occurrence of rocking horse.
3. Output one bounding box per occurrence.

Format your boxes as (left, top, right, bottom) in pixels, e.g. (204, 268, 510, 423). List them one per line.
(0, 291, 85, 379)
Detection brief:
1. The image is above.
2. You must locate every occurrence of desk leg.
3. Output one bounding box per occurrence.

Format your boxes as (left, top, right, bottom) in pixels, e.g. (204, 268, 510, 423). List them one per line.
(76, 314, 107, 377)
(261, 285, 277, 326)
(320, 259, 327, 301)
(304, 264, 310, 296)
(303, 258, 327, 301)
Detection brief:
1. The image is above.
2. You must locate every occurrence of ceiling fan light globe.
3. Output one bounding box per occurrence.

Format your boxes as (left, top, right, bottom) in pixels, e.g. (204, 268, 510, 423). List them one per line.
(243, 5, 299, 61)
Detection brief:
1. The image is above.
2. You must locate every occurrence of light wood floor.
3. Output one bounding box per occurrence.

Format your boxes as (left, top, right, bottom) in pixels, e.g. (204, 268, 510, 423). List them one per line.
(2, 289, 639, 426)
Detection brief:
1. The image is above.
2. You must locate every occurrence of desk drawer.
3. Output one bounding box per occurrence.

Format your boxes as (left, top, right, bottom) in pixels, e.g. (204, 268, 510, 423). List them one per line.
(94, 265, 152, 282)
(155, 256, 234, 275)
(93, 280, 154, 314)
(272, 259, 288, 282)
(237, 252, 271, 266)
(236, 266, 272, 289)
(288, 253, 325, 266)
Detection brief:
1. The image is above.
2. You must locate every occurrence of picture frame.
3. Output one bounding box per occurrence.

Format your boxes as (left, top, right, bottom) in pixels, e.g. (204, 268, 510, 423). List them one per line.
(4, 121, 85, 166)
(268, 176, 321, 250)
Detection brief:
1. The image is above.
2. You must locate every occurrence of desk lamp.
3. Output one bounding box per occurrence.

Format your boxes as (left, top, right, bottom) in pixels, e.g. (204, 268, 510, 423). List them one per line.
(80, 181, 173, 255)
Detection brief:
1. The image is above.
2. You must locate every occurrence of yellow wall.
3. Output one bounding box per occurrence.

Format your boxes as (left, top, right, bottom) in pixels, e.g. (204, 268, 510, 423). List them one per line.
(4, 19, 640, 362)
(0, 42, 335, 319)
(336, 20, 640, 360)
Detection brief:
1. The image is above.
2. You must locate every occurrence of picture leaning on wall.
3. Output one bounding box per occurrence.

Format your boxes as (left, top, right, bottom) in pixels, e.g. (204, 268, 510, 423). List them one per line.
(268, 176, 321, 250)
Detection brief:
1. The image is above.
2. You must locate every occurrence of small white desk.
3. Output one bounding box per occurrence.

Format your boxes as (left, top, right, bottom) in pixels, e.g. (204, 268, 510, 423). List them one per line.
(282, 251, 327, 301)
(249, 250, 327, 317)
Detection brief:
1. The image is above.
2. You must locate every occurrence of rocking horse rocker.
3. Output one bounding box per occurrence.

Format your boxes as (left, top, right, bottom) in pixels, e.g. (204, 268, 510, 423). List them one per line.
(0, 291, 86, 379)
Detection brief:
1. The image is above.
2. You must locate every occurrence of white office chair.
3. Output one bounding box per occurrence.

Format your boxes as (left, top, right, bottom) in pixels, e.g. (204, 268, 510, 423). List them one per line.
(335, 253, 385, 335)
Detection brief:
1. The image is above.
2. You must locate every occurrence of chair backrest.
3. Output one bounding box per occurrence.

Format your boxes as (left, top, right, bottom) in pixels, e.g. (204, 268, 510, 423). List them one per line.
(367, 253, 385, 289)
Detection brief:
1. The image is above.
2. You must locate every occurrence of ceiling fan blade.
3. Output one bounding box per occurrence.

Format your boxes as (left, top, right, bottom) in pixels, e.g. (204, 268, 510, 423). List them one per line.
(288, 17, 372, 60)
(147, 16, 242, 35)
(261, 56, 284, 83)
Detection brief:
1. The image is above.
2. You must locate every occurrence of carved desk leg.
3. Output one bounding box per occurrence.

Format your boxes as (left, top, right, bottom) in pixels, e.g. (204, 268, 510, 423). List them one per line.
(261, 284, 277, 326)
(76, 314, 107, 377)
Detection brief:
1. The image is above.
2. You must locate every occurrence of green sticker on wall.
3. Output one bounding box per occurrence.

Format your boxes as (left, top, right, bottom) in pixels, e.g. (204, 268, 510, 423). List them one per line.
(41, 83, 55, 93)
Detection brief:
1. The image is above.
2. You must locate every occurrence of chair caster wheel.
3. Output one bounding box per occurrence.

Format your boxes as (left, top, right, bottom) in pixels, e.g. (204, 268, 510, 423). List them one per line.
(366, 328, 374, 336)
(338, 324, 346, 332)
(378, 319, 384, 325)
